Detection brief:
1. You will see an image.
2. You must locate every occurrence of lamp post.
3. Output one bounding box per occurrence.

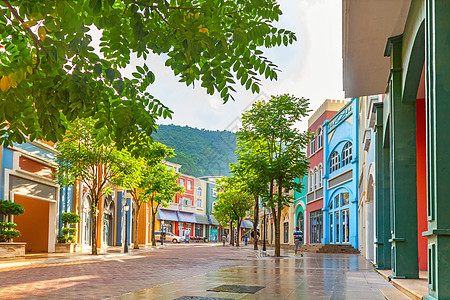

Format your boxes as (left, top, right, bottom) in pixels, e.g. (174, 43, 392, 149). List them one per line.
(124, 203, 129, 253)
(262, 203, 267, 252)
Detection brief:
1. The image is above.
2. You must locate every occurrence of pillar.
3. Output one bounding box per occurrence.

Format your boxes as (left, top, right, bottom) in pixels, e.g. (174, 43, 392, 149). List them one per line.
(374, 103, 391, 269)
(423, 1, 450, 298)
(385, 35, 419, 279)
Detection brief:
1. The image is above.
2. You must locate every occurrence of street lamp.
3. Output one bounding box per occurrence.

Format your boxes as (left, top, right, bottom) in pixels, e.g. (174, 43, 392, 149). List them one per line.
(124, 203, 129, 253)
(262, 203, 267, 252)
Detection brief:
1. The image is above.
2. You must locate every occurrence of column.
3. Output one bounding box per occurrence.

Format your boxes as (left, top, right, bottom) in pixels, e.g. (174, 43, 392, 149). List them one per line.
(373, 103, 391, 269)
(423, 1, 450, 298)
(322, 120, 330, 244)
(386, 35, 419, 279)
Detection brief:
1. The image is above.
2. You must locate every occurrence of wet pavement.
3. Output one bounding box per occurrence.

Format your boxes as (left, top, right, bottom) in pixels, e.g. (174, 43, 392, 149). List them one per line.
(114, 249, 403, 300)
(0, 244, 405, 299)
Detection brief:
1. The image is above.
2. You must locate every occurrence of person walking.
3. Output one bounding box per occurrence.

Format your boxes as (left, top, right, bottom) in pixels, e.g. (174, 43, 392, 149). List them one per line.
(293, 226, 304, 256)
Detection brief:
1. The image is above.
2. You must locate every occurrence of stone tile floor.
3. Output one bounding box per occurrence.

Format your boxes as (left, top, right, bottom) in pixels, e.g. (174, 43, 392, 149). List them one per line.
(114, 248, 405, 300)
(0, 244, 408, 300)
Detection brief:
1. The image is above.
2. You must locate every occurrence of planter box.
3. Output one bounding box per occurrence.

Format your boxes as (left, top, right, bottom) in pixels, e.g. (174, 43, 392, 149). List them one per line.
(55, 243, 82, 253)
(0, 242, 26, 258)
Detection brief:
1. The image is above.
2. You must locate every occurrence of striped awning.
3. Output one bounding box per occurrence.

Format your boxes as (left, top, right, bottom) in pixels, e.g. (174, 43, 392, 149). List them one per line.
(157, 209, 179, 221)
(194, 213, 210, 225)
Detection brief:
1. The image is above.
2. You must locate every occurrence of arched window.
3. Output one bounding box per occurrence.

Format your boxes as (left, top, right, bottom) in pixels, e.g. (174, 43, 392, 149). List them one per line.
(317, 128, 323, 149)
(329, 151, 340, 173)
(309, 171, 314, 191)
(342, 142, 353, 166)
(318, 166, 323, 188)
(314, 168, 318, 190)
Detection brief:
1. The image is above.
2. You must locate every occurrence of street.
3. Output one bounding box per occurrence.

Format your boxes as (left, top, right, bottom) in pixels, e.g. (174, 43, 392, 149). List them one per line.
(0, 244, 405, 300)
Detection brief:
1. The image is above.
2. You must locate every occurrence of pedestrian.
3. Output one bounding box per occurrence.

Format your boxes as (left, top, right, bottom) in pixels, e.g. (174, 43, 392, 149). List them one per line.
(222, 234, 226, 246)
(293, 226, 304, 256)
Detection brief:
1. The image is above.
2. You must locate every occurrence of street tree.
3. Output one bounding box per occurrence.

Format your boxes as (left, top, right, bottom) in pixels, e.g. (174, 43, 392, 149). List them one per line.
(0, 0, 296, 151)
(238, 94, 311, 256)
(112, 142, 174, 249)
(142, 163, 184, 246)
(213, 193, 235, 246)
(56, 118, 130, 255)
(231, 142, 269, 250)
(216, 176, 253, 247)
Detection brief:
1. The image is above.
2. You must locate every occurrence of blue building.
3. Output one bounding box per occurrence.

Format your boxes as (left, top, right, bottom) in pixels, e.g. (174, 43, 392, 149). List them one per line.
(294, 176, 307, 235)
(322, 99, 359, 249)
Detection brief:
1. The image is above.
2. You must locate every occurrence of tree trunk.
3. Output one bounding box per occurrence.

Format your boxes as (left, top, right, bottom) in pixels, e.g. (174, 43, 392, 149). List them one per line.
(133, 203, 141, 249)
(274, 177, 283, 257)
(253, 195, 259, 250)
(150, 198, 156, 246)
(229, 221, 234, 246)
(91, 205, 97, 255)
(236, 220, 241, 247)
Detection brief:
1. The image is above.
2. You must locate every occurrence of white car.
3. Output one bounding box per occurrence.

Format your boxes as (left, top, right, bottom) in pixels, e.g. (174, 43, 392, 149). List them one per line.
(155, 231, 185, 243)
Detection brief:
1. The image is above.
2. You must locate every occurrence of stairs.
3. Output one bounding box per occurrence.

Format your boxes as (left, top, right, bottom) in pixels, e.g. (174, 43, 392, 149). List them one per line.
(303, 244, 359, 254)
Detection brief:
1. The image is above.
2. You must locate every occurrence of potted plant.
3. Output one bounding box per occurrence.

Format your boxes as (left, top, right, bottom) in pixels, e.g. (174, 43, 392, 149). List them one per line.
(0, 200, 26, 258)
(56, 212, 81, 253)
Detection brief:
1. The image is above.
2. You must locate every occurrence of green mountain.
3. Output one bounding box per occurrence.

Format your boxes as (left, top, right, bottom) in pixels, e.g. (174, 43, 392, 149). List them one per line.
(153, 124, 237, 177)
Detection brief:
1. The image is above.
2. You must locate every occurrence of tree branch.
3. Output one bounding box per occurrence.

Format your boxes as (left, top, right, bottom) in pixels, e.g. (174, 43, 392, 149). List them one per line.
(2, 0, 49, 57)
(153, 8, 184, 33)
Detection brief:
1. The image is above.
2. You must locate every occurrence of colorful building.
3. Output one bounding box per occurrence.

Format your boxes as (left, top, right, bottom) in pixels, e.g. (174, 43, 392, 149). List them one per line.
(293, 176, 307, 239)
(342, 0, 448, 298)
(200, 176, 220, 242)
(322, 99, 359, 249)
(357, 95, 382, 260)
(306, 100, 346, 245)
(1, 141, 59, 253)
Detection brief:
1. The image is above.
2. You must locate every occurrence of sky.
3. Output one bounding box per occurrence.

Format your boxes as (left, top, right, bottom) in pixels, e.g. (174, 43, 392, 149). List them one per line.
(126, 0, 345, 132)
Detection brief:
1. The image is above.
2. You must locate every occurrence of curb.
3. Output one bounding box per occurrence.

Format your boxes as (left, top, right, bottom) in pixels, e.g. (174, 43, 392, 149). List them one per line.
(0, 245, 167, 269)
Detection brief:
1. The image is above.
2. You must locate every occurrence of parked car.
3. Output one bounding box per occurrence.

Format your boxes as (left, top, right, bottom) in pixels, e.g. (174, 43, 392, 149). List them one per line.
(154, 231, 185, 243)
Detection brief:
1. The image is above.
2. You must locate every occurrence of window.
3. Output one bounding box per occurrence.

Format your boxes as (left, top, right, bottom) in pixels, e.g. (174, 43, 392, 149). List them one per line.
(310, 139, 316, 154)
(284, 222, 289, 243)
(212, 188, 217, 198)
(314, 169, 318, 190)
(187, 180, 192, 190)
(342, 142, 353, 166)
(197, 187, 202, 197)
(212, 201, 217, 212)
(197, 198, 202, 208)
(195, 224, 203, 237)
(329, 151, 340, 173)
(310, 171, 314, 192)
(180, 178, 185, 186)
(182, 198, 190, 206)
(297, 211, 304, 233)
(309, 210, 323, 244)
(341, 193, 349, 206)
(328, 193, 350, 244)
(317, 128, 323, 149)
(318, 166, 323, 188)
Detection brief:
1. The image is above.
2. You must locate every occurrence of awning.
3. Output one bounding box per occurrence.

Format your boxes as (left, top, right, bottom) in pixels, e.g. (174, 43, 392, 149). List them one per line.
(194, 213, 210, 225)
(177, 211, 196, 223)
(241, 220, 254, 229)
(208, 215, 219, 226)
(157, 209, 179, 221)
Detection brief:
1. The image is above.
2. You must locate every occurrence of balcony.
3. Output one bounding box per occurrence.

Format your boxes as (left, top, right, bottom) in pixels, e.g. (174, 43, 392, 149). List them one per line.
(166, 202, 195, 213)
(306, 187, 323, 204)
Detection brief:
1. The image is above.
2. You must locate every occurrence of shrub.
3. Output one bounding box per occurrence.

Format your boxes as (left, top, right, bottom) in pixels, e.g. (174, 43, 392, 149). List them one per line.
(58, 212, 81, 244)
(61, 212, 81, 225)
(0, 200, 25, 242)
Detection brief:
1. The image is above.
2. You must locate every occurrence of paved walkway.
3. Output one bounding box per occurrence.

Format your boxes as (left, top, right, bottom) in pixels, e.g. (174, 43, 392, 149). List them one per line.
(114, 247, 406, 300)
(0, 244, 407, 300)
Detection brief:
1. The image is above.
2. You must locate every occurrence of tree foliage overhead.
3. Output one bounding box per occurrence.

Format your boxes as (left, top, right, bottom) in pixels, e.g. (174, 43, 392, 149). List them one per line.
(0, 0, 296, 150)
(153, 124, 237, 177)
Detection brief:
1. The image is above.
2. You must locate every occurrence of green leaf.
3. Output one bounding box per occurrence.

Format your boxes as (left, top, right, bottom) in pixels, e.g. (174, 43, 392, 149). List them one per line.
(105, 68, 115, 81)
(94, 64, 102, 75)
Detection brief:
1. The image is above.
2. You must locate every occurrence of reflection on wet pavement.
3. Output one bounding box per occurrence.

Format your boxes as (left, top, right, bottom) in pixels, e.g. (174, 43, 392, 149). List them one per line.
(115, 253, 395, 300)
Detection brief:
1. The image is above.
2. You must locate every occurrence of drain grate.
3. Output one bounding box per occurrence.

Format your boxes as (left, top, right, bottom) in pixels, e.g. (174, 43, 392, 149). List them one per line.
(207, 285, 265, 294)
(173, 297, 234, 300)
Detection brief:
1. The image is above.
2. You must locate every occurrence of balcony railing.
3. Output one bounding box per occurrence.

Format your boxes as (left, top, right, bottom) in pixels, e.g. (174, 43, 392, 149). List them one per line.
(166, 202, 195, 213)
